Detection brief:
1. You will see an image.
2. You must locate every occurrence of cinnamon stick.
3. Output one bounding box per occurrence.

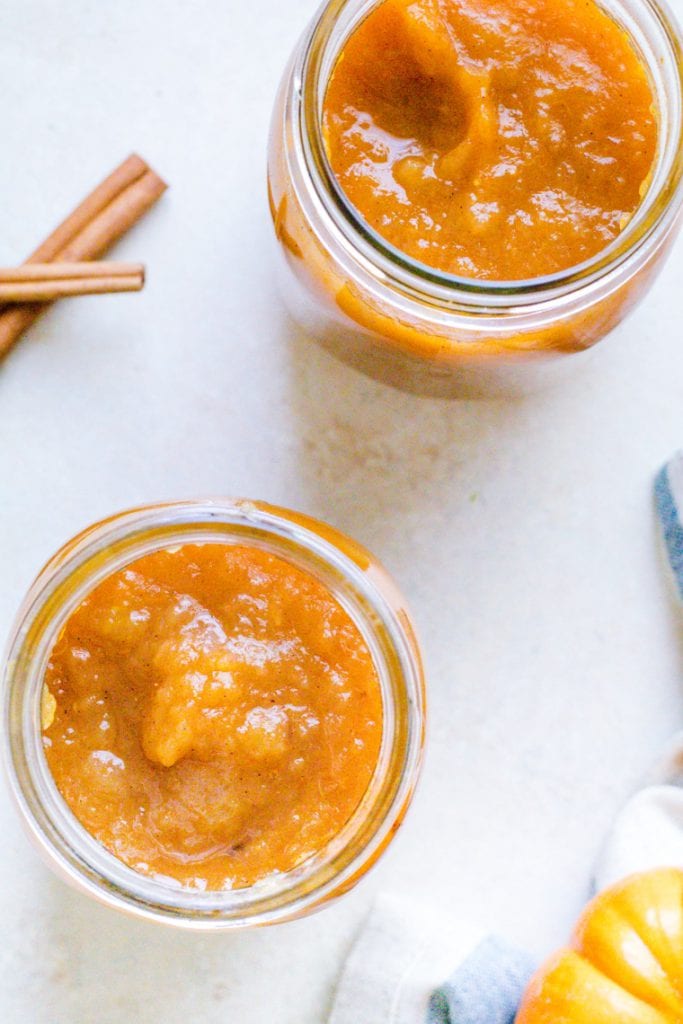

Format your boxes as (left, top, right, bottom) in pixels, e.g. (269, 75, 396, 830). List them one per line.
(0, 262, 144, 301)
(0, 155, 166, 359)
(0, 261, 142, 282)
(0, 277, 144, 302)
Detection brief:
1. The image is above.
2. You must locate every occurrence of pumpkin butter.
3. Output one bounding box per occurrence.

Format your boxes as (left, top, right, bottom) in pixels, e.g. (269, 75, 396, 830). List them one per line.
(323, 0, 658, 280)
(42, 544, 383, 890)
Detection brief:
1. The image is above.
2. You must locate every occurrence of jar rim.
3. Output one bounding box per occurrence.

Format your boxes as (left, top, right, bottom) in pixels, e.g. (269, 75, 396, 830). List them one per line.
(3, 499, 425, 929)
(295, 0, 683, 307)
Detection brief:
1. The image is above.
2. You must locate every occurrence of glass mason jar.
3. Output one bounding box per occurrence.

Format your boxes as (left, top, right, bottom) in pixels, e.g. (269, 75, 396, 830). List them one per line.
(3, 500, 425, 929)
(268, 0, 683, 397)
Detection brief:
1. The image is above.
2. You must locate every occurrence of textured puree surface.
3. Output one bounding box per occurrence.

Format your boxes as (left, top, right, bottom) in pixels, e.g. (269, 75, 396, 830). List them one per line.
(42, 544, 383, 890)
(323, 0, 658, 280)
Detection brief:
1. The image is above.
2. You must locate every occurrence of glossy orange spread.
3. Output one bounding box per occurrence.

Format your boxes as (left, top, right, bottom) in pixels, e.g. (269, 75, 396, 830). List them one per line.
(323, 0, 657, 280)
(42, 544, 383, 890)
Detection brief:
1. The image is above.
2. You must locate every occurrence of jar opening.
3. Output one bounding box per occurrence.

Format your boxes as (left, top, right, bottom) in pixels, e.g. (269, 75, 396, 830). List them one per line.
(297, 0, 683, 306)
(4, 501, 425, 928)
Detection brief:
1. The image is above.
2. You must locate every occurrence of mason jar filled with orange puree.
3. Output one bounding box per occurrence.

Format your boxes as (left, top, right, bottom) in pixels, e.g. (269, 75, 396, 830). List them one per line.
(268, 0, 683, 396)
(3, 500, 425, 928)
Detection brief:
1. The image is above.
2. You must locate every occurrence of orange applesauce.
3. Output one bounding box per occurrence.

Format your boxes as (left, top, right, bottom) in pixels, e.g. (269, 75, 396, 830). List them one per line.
(41, 543, 383, 890)
(323, 0, 658, 280)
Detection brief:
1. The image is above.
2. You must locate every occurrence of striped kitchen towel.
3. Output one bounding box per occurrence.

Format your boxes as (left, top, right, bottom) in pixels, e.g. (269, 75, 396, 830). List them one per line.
(595, 452, 683, 888)
(328, 452, 683, 1024)
(328, 895, 534, 1024)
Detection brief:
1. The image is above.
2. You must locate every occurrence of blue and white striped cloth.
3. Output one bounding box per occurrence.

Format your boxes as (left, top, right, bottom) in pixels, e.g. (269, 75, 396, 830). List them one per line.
(595, 454, 683, 888)
(328, 896, 533, 1024)
(328, 452, 683, 1024)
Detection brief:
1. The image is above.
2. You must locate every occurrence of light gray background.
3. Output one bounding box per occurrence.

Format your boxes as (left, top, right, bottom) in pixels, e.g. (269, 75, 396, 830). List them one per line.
(2, 2, 683, 1020)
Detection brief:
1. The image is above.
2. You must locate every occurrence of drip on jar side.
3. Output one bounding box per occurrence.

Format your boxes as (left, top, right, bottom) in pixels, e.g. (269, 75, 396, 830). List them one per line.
(42, 544, 383, 890)
(322, 0, 658, 281)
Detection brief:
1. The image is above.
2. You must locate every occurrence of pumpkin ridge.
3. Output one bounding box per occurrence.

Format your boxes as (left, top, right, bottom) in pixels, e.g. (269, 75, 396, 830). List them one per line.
(520, 950, 675, 1024)
(570, 872, 683, 1019)
(516, 872, 683, 1024)
(583, 948, 676, 1019)
(616, 900, 683, 1013)
(605, 903, 683, 1018)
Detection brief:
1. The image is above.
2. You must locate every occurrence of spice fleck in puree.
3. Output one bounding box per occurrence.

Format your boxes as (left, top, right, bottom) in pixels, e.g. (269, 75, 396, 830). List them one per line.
(323, 0, 658, 280)
(41, 544, 383, 890)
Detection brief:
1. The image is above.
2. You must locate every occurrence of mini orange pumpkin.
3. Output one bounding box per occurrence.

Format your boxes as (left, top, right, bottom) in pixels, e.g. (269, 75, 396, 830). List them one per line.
(516, 868, 683, 1023)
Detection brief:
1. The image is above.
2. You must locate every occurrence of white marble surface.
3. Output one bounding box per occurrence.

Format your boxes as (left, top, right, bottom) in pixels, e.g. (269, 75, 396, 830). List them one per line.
(2, 1, 683, 1021)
